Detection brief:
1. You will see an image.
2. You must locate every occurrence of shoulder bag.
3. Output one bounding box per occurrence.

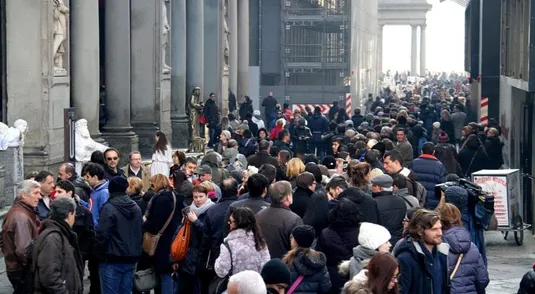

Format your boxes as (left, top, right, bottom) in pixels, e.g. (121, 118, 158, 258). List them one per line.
(287, 275, 305, 294)
(208, 241, 233, 294)
(142, 191, 177, 256)
(450, 253, 464, 280)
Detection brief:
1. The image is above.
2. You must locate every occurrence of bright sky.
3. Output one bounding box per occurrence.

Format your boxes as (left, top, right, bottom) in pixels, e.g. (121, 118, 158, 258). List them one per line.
(382, 0, 466, 73)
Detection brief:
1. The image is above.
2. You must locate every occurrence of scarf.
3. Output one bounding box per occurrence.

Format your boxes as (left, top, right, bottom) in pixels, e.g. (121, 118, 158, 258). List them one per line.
(190, 198, 215, 216)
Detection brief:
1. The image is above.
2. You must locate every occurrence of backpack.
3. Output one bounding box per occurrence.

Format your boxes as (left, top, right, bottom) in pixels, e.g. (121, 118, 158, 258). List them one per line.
(170, 219, 191, 262)
(24, 229, 65, 293)
(406, 177, 427, 207)
(227, 158, 245, 172)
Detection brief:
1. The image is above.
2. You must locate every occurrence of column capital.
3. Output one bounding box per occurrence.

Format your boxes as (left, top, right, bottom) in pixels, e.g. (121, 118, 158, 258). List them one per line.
(420, 24, 427, 30)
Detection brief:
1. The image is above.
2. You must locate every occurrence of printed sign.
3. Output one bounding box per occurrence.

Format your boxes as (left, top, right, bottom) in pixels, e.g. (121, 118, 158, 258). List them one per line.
(473, 176, 509, 227)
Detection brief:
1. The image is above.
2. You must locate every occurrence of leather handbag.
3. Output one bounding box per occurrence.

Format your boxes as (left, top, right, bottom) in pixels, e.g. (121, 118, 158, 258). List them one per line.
(208, 242, 232, 294)
(134, 267, 157, 292)
(142, 191, 177, 256)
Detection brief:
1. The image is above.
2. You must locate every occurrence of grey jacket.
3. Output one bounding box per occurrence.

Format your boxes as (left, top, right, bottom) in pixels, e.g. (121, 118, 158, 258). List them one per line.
(395, 140, 414, 168)
(348, 246, 377, 279)
(393, 188, 420, 209)
(451, 111, 467, 140)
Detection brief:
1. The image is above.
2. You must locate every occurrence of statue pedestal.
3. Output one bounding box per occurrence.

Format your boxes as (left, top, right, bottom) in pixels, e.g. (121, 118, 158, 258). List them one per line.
(0, 166, 5, 209)
(0, 147, 24, 204)
(189, 136, 206, 153)
(221, 66, 230, 116)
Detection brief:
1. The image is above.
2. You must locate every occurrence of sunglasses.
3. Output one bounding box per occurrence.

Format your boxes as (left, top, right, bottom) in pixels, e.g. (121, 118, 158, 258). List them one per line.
(106, 157, 118, 161)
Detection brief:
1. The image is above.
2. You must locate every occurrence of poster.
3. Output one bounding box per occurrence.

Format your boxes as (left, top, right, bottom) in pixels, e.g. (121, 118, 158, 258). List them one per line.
(473, 175, 509, 227)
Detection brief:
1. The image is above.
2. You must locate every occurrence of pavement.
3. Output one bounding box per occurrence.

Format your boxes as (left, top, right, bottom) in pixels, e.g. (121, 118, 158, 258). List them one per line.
(0, 231, 532, 294)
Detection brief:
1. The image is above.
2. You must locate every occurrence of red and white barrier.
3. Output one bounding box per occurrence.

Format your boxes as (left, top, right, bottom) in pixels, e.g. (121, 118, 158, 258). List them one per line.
(480, 97, 488, 126)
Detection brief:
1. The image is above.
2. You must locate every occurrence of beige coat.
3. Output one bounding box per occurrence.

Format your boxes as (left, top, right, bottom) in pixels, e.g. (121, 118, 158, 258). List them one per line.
(122, 164, 151, 192)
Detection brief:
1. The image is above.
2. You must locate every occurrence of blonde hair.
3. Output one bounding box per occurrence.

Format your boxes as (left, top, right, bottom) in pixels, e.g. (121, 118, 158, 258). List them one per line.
(369, 168, 384, 178)
(286, 158, 305, 179)
(200, 181, 215, 192)
(126, 177, 144, 195)
(150, 174, 172, 192)
(276, 118, 286, 127)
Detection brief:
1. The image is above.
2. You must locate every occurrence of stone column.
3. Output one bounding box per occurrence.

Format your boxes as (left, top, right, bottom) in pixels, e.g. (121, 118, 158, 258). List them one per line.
(420, 25, 426, 77)
(237, 0, 249, 101)
(71, 0, 100, 139)
(171, 0, 189, 148)
(130, 0, 161, 157)
(204, 0, 222, 107)
(228, 0, 238, 96)
(102, 0, 138, 163)
(6, 0, 71, 171)
(186, 0, 204, 101)
(377, 24, 383, 75)
(411, 24, 417, 77)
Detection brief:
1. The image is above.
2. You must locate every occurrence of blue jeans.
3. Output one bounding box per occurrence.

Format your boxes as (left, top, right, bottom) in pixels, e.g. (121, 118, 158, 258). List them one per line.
(159, 273, 175, 293)
(99, 262, 136, 294)
(208, 127, 217, 147)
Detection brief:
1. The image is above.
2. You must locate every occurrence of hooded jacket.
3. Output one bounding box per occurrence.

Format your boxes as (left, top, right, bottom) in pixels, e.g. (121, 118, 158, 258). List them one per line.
(307, 112, 329, 143)
(222, 148, 248, 171)
(338, 245, 376, 280)
(95, 192, 143, 263)
(394, 236, 450, 294)
(443, 227, 489, 294)
(411, 154, 447, 210)
(338, 187, 382, 225)
(288, 250, 332, 294)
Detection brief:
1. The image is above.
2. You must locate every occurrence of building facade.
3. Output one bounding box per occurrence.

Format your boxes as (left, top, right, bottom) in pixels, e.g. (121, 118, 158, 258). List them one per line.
(0, 0, 251, 171)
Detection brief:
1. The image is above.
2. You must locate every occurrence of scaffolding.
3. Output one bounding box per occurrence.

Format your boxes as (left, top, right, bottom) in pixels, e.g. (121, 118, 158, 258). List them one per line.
(280, 0, 350, 102)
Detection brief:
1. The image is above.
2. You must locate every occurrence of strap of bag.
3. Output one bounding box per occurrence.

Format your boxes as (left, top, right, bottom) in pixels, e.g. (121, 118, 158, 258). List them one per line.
(224, 241, 233, 276)
(450, 253, 463, 280)
(464, 149, 479, 178)
(287, 275, 305, 294)
(158, 191, 177, 235)
(398, 195, 414, 208)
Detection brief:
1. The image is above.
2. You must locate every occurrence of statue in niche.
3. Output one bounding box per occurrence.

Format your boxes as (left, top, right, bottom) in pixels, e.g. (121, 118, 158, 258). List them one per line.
(0, 119, 28, 150)
(223, 3, 230, 68)
(52, 0, 69, 76)
(161, 0, 171, 74)
(74, 119, 107, 162)
(188, 87, 205, 153)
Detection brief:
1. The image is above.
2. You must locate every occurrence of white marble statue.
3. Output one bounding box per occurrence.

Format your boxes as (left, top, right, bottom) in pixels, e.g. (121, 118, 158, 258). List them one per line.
(75, 119, 107, 162)
(223, 3, 230, 68)
(162, 0, 171, 74)
(52, 0, 69, 76)
(0, 119, 28, 150)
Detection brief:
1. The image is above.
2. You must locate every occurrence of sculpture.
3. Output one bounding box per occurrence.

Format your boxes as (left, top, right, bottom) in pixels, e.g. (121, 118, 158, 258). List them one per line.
(161, 0, 171, 74)
(223, 3, 230, 68)
(52, 0, 69, 76)
(188, 87, 205, 153)
(74, 119, 107, 162)
(0, 119, 28, 150)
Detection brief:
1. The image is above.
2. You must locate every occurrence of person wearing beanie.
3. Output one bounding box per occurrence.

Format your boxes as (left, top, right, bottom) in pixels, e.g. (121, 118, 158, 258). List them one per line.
(431, 122, 442, 143)
(338, 222, 392, 280)
(95, 175, 142, 293)
(282, 225, 331, 294)
(444, 185, 487, 266)
(437, 130, 449, 144)
(214, 129, 232, 154)
(262, 258, 292, 294)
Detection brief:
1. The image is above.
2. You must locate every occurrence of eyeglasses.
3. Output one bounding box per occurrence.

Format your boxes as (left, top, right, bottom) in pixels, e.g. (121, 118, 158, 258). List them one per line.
(106, 157, 118, 161)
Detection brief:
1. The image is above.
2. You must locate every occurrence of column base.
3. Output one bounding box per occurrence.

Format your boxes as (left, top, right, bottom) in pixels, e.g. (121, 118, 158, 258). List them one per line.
(100, 130, 139, 165)
(131, 122, 159, 159)
(171, 115, 190, 149)
(0, 165, 6, 209)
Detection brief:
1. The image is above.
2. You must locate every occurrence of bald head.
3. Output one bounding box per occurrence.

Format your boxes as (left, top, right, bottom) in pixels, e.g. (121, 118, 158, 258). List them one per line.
(58, 162, 76, 181)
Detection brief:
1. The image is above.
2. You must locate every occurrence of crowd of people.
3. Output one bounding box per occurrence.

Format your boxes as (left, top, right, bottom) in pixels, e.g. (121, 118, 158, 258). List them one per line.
(1, 75, 527, 294)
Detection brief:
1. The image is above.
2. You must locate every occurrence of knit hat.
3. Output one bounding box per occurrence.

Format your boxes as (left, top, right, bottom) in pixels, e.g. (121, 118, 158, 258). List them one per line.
(445, 186, 468, 210)
(321, 155, 337, 169)
(291, 225, 315, 248)
(366, 139, 378, 150)
(433, 121, 441, 129)
(253, 110, 262, 119)
(109, 176, 129, 194)
(358, 222, 391, 250)
(221, 130, 232, 140)
(261, 258, 291, 285)
(438, 131, 449, 143)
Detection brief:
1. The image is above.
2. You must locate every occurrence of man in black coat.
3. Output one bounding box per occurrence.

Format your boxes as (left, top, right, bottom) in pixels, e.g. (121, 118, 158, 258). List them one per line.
(338, 187, 382, 225)
(247, 140, 279, 169)
(204, 93, 221, 148)
(261, 92, 278, 122)
(370, 174, 407, 246)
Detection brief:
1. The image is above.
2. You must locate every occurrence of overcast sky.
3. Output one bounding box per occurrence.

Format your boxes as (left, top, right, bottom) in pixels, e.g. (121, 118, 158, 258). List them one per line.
(382, 0, 465, 73)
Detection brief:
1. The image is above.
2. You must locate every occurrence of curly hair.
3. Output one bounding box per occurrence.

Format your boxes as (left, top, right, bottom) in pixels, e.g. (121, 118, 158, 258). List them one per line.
(329, 198, 362, 228)
(229, 207, 267, 251)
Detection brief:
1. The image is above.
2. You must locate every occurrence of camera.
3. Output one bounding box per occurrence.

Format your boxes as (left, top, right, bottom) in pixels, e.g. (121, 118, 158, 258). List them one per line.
(434, 179, 495, 230)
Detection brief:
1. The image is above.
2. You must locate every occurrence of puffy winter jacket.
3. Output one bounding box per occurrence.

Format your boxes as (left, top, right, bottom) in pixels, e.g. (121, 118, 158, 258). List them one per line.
(371, 191, 407, 245)
(411, 154, 447, 210)
(443, 227, 489, 294)
(214, 229, 271, 277)
(287, 250, 332, 294)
